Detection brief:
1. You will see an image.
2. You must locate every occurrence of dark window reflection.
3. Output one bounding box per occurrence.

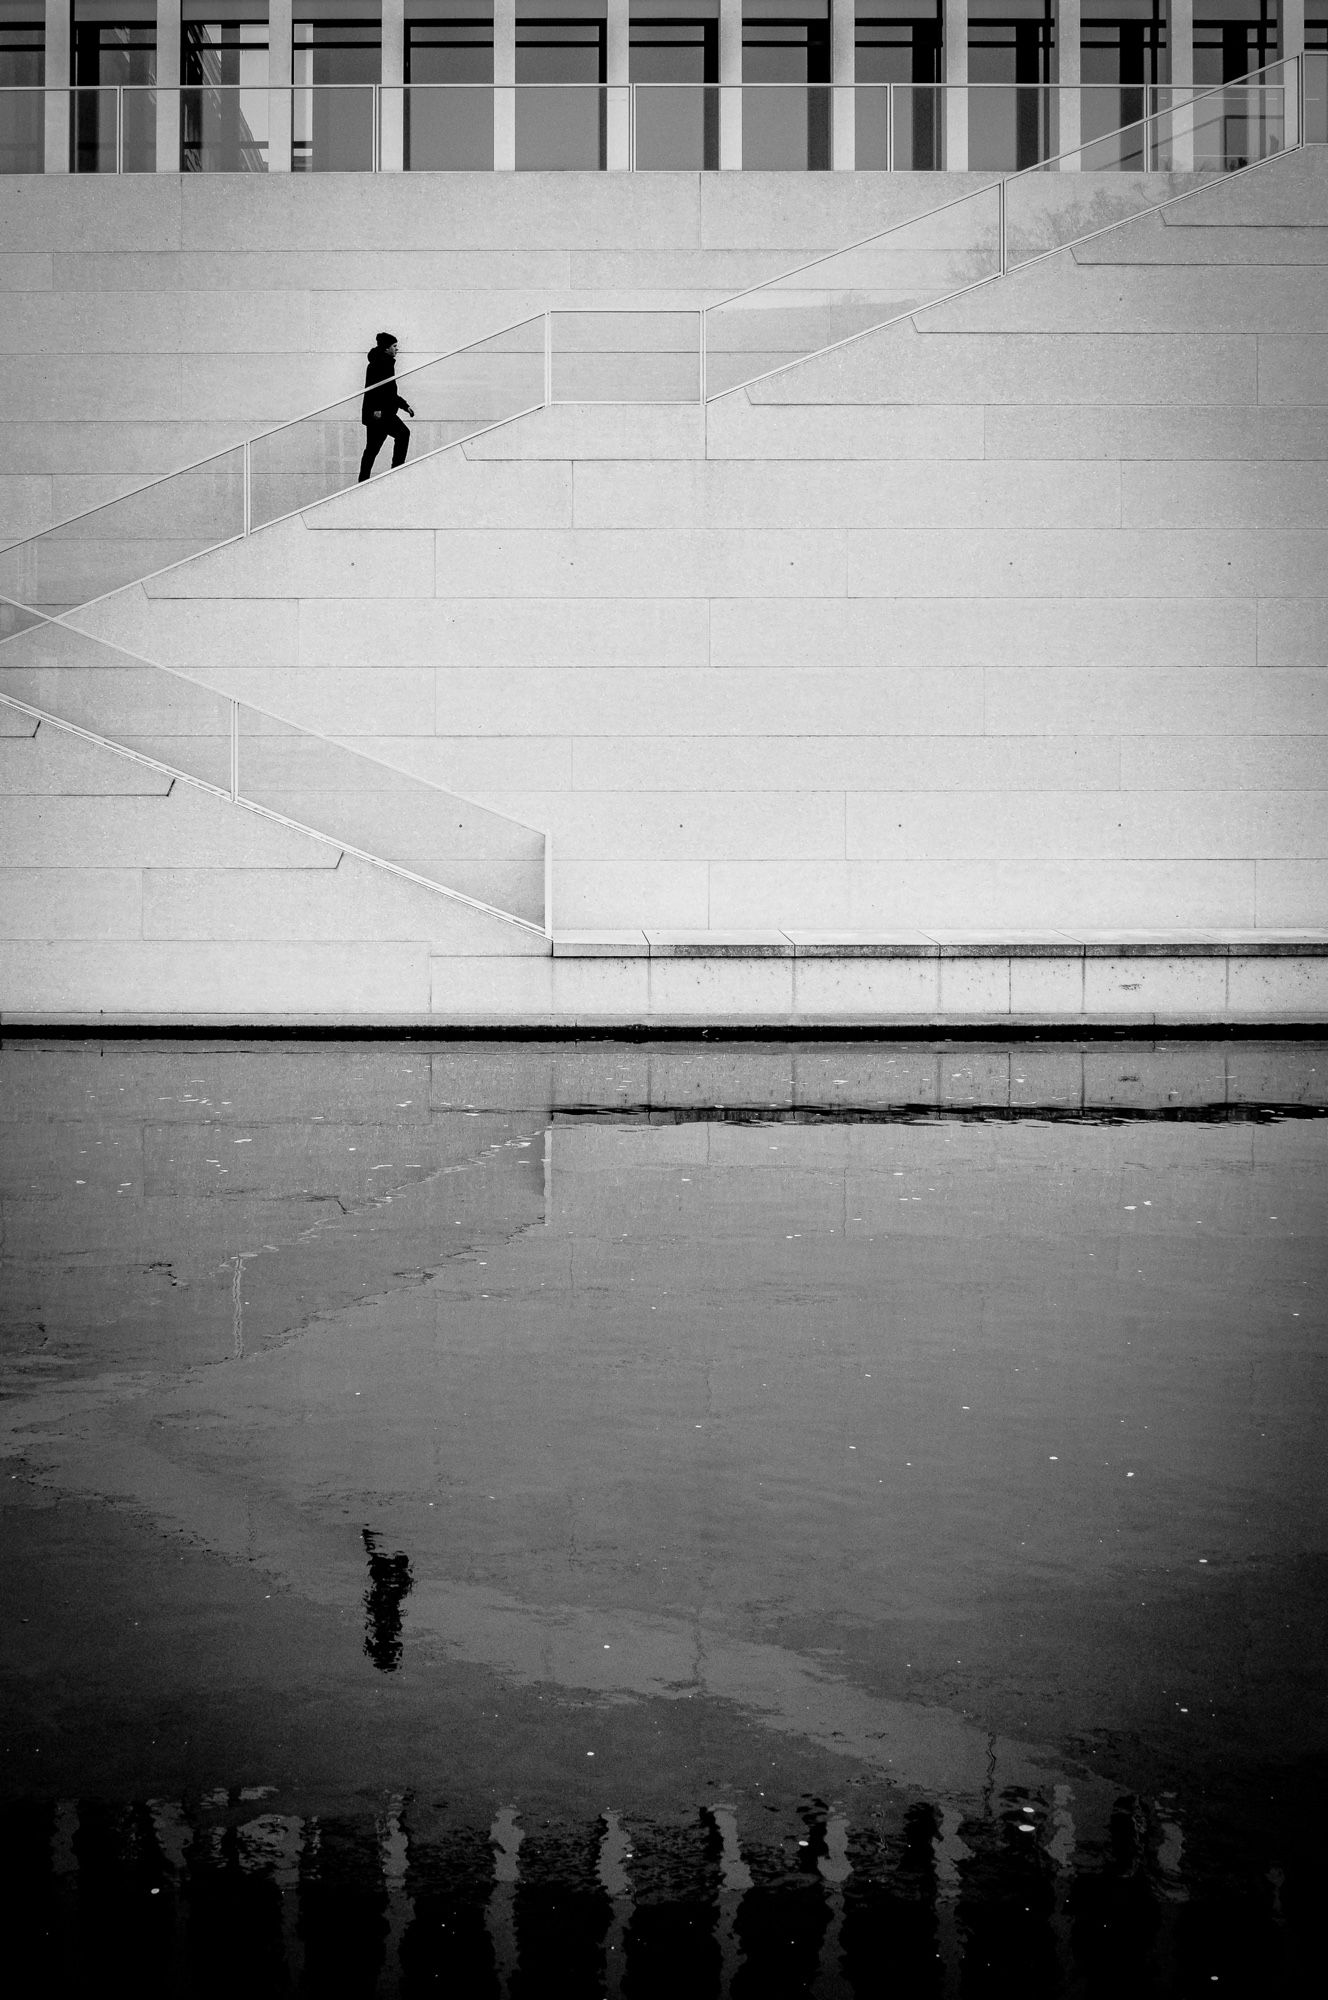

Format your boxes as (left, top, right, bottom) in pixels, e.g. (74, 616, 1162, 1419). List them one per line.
(968, 0, 1056, 168)
(630, 8, 719, 169)
(516, 11, 607, 167)
(182, 17, 271, 170)
(856, 3, 943, 168)
(0, 19, 44, 173)
(406, 13, 494, 167)
(743, 3, 831, 168)
(72, 8, 156, 171)
(293, 17, 380, 169)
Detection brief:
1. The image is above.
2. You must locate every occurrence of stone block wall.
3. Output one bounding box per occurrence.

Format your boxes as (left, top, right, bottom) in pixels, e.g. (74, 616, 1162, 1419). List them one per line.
(0, 168, 1196, 543)
(55, 146, 1328, 945)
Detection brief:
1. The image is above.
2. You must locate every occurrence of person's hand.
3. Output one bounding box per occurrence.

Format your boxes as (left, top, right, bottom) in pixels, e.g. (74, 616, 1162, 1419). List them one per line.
(404, 405, 415, 418)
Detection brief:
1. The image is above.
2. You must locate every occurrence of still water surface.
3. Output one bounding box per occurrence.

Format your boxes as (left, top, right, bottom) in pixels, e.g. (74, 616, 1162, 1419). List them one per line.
(1, 1039, 1325, 1997)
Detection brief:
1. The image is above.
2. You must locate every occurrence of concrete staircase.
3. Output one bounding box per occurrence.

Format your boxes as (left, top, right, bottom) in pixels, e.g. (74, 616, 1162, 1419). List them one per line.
(60, 149, 1328, 937)
(1, 103, 1324, 1020)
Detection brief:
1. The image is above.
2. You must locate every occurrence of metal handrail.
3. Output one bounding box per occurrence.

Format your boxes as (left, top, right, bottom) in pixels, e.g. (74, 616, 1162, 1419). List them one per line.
(701, 55, 1296, 318)
(0, 680, 549, 938)
(700, 89, 1299, 402)
(8, 69, 1321, 175)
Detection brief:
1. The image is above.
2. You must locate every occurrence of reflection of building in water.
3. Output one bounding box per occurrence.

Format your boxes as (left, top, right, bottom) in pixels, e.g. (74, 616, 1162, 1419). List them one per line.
(361, 1528, 414, 1671)
(8, 1785, 1301, 1994)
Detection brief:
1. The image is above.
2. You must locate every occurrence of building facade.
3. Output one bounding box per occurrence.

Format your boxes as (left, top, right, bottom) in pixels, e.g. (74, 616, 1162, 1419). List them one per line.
(3, 0, 1325, 177)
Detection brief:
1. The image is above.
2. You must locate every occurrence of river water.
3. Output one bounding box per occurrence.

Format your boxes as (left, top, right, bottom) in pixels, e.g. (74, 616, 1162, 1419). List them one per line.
(1, 1037, 1325, 1997)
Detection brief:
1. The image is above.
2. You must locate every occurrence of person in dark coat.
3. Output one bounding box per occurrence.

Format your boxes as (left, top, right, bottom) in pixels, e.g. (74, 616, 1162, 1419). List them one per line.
(358, 331, 415, 482)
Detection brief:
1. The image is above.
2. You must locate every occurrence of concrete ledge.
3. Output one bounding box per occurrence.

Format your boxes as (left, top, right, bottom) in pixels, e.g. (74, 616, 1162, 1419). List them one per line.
(6, 934, 1327, 1028)
(417, 932, 1328, 1027)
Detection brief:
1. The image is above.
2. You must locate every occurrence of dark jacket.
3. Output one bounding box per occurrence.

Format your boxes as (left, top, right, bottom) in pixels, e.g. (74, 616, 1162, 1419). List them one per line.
(361, 348, 407, 427)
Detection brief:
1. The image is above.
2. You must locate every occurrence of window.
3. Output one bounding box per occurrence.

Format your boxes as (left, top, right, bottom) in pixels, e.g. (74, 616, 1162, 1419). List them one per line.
(856, 4, 943, 171)
(630, 14, 718, 85)
(855, 3, 942, 85)
(743, 3, 830, 168)
(293, 19, 380, 168)
(1081, 0, 1168, 89)
(630, 9, 719, 167)
(968, 0, 1055, 168)
(0, 17, 43, 90)
(1193, 0, 1279, 85)
(516, 10, 607, 167)
(407, 14, 494, 82)
(183, 16, 270, 90)
(405, 12, 494, 166)
(181, 12, 270, 170)
(71, 3, 156, 170)
(0, 14, 43, 173)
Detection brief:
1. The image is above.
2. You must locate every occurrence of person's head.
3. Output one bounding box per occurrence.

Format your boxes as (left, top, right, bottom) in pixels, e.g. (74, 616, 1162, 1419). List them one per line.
(374, 330, 399, 359)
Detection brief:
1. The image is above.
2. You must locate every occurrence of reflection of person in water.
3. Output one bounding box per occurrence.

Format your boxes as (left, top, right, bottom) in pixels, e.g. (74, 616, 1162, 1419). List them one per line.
(361, 1528, 413, 1672)
(358, 331, 415, 483)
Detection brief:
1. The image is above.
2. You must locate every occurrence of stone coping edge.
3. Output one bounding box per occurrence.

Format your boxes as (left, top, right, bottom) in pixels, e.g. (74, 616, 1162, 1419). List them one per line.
(5, 1014, 1328, 1034)
(555, 931, 1328, 960)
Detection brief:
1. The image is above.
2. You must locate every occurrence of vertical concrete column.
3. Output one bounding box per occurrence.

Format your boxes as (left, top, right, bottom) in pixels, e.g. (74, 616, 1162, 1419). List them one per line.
(44, 0, 70, 172)
(1058, 0, 1081, 165)
(1170, 0, 1193, 170)
(494, 0, 515, 169)
(269, 0, 294, 171)
(719, 0, 741, 168)
(606, 0, 629, 169)
(831, 0, 855, 169)
(1283, 0, 1304, 144)
(381, 0, 404, 167)
(156, 0, 181, 172)
(944, 0, 967, 169)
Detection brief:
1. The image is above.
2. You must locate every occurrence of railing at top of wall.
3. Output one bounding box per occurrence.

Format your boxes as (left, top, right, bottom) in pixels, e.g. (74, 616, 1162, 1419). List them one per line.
(0, 56, 1317, 936)
(1, 59, 1325, 175)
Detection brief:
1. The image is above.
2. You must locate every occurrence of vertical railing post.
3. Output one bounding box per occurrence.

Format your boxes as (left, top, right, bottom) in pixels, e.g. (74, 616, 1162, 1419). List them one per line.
(998, 174, 1007, 274)
(230, 701, 239, 804)
(116, 86, 124, 173)
(242, 439, 252, 536)
(544, 832, 553, 940)
(697, 307, 705, 404)
(543, 311, 553, 407)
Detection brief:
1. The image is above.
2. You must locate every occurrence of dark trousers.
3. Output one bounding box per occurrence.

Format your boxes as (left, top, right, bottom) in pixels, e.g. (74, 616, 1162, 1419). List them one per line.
(358, 416, 410, 482)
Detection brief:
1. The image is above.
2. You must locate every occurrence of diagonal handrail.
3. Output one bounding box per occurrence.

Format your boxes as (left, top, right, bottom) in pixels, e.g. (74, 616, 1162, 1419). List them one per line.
(0, 315, 549, 597)
(0, 599, 553, 937)
(699, 55, 1304, 402)
(703, 56, 1300, 318)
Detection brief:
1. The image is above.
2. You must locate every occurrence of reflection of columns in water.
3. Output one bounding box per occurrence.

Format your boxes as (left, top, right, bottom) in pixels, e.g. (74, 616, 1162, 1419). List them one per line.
(708, 1803, 752, 1994)
(621, 1809, 723, 1995)
(1047, 1783, 1079, 1994)
(487, 1805, 523, 1994)
(377, 1793, 412, 1988)
(933, 1802, 968, 1995)
(815, 1809, 851, 1990)
(595, 1809, 632, 1996)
